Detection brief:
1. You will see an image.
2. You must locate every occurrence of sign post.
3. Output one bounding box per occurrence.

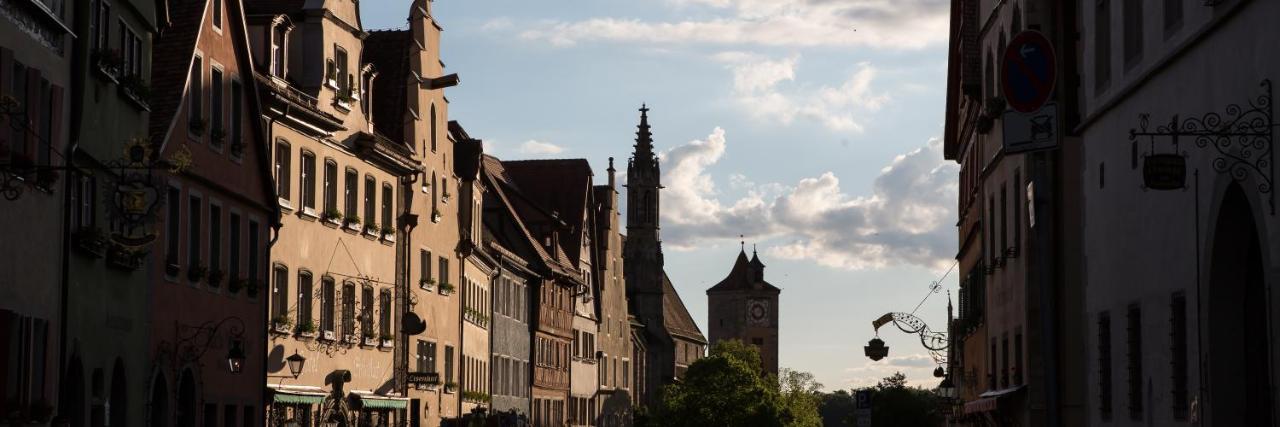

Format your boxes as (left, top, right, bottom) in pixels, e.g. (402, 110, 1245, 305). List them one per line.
(1001, 31, 1061, 154)
(855, 390, 873, 427)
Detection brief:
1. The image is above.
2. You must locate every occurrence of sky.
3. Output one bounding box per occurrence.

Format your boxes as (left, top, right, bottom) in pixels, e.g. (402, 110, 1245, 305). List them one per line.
(363, 0, 958, 391)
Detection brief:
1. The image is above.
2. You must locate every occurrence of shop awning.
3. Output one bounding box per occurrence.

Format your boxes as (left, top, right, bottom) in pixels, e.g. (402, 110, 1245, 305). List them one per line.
(271, 391, 326, 405)
(963, 385, 1026, 414)
(348, 393, 409, 410)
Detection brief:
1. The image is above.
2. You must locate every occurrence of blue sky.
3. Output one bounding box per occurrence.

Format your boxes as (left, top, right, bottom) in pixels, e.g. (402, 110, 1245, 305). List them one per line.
(364, 0, 956, 390)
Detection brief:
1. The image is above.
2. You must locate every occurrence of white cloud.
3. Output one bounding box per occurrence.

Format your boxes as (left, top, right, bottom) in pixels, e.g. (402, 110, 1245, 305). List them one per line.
(480, 17, 514, 31)
(519, 140, 566, 155)
(841, 354, 941, 389)
(659, 128, 957, 270)
(510, 0, 950, 50)
(714, 54, 890, 132)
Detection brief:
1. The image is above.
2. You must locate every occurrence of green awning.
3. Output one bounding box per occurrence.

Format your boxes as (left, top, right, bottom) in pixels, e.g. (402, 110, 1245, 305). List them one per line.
(272, 392, 326, 405)
(358, 397, 408, 409)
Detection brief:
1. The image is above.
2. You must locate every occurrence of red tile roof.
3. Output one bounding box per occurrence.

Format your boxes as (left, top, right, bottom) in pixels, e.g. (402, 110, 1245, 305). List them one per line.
(500, 159, 594, 269)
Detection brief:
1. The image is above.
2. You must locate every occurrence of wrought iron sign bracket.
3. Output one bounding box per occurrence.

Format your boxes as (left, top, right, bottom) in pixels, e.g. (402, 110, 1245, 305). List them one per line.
(872, 312, 949, 365)
(1130, 79, 1275, 214)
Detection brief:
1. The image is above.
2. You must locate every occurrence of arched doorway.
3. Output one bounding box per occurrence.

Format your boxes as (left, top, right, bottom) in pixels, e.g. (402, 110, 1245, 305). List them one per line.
(1207, 183, 1274, 426)
(176, 369, 196, 427)
(149, 372, 169, 427)
(110, 359, 128, 427)
(58, 355, 85, 427)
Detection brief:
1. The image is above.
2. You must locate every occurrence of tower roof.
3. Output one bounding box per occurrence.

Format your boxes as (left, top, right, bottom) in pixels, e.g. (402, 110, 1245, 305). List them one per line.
(632, 104, 657, 164)
(707, 248, 780, 294)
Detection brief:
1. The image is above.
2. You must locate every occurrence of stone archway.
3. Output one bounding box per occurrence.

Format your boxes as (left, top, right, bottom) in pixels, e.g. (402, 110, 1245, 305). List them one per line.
(57, 354, 85, 426)
(149, 371, 169, 427)
(1207, 183, 1274, 426)
(176, 369, 196, 427)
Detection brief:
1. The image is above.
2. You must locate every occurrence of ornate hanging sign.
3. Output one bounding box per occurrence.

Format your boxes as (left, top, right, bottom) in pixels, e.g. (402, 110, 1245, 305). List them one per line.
(1130, 80, 1275, 213)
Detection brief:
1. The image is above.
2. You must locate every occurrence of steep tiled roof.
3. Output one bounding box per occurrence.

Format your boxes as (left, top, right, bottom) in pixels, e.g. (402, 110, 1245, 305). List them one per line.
(363, 29, 413, 146)
(242, 0, 308, 17)
(148, 0, 207, 145)
(707, 250, 781, 294)
(481, 155, 572, 276)
(662, 272, 706, 343)
(500, 159, 594, 268)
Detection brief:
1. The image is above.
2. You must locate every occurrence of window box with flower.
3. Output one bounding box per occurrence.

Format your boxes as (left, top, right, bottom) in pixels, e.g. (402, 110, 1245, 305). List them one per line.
(444, 382, 458, 394)
(362, 331, 378, 346)
(165, 258, 182, 277)
(73, 227, 109, 258)
(187, 264, 208, 283)
(245, 280, 260, 298)
(271, 315, 292, 334)
(380, 224, 395, 241)
(322, 208, 343, 226)
(189, 118, 208, 136)
(380, 333, 394, 348)
(438, 281, 454, 296)
(210, 127, 226, 146)
(106, 245, 144, 271)
(91, 49, 123, 82)
(207, 268, 225, 288)
(228, 277, 244, 294)
(364, 221, 379, 237)
(419, 278, 435, 291)
(345, 214, 362, 232)
(296, 320, 317, 337)
(118, 74, 152, 111)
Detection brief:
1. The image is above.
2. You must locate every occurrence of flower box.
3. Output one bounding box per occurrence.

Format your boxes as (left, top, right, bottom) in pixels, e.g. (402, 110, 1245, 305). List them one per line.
(444, 382, 458, 393)
(91, 49, 122, 83)
(73, 228, 108, 258)
(271, 316, 292, 333)
(228, 278, 244, 294)
(296, 321, 317, 336)
(245, 280, 260, 298)
(438, 282, 454, 296)
(118, 75, 152, 111)
(187, 264, 208, 282)
(207, 269, 225, 288)
(106, 245, 143, 271)
(419, 278, 435, 291)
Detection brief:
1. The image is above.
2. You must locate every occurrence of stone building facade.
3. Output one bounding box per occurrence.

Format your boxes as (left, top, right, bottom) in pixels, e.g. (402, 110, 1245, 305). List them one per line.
(707, 248, 781, 375)
(622, 106, 706, 410)
(594, 160, 635, 426)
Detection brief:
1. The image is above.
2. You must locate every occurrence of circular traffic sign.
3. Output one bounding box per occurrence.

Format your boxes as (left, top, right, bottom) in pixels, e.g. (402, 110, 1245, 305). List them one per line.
(1001, 31, 1057, 113)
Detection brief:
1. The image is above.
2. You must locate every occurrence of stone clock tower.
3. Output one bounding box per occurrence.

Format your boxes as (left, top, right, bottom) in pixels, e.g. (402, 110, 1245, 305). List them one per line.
(707, 245, 781, 374)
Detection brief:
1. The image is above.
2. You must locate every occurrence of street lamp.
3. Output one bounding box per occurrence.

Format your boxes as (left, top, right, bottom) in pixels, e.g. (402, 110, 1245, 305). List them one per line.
(286, 351, 307, 379)
(226, 340, 246, 374)
(937, 376, 957, 400)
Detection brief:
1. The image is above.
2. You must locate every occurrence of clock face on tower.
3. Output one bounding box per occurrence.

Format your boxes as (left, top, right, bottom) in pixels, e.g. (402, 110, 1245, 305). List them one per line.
(747, 299, 770, 326)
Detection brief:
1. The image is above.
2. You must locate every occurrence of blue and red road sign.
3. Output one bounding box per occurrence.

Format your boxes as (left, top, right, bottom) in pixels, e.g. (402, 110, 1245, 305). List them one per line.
(1001, 31, 1057, 113)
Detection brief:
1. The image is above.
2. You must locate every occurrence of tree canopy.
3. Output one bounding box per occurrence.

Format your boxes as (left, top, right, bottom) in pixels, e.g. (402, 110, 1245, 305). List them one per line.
(647, 340, 823, 427)
(817, 372, 945, 427)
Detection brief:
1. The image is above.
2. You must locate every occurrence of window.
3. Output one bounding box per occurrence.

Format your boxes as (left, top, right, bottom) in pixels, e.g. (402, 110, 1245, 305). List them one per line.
(1171, 292, 1188, 419)
(444, 345, 455, 383)
(379, 290, 392, 339)
(989, 338, 997, 390)
(429, 104, 437, 152)
(1, 311, 50, 407)
(93, 0, 110, 51)
(1099, 312, 1113, 420)
(1123, 0, 1143, 68)
(1126, 304, 1142, 420)
(118, 22, 142, 77)
(189, 56, 203, 132)
(188, 195, 202, 273)
(1013, 170, 1022, 249)
(271, 24, 286, 78)
(300, 152, 316, 212)
(420, 249, 433, 288)
(297, 272, 313, 329)
(438, 257, 450, 288)
(381, 183, 392, 236)
(342, 282, 356, 339)
(321, 277, 335, 334)
(209, 204, 222, 283)
(272, 266, 288, 320)
(210, 67, 223, 149)
(71, 176, 95, 231)
(212, 0, 222, 29)
(419, 340, 438, 373)
(1164, 0, 1183, 33)
(223, 405, 237, 427)
(275, 141, 290, 201)
(334, 45, 349, 92)
(364, 176, 376, 231)
(248, 220, 260, 287)
(988, 195, 996, 263)
(324, 160, 337, 214)
(345, 169, 358, 220)
(1014, 330, 1024, 385)
(430, 172, 438, 215)
(1000, 184, 1007, 252)
(229, 213, 241, 282)
(230, 79, 242, 156)
(1095, 0, 1112, 92)
(361, 287, 374, 340)
(622, 360, 630, 388)
(1001, 333, 1009, 387)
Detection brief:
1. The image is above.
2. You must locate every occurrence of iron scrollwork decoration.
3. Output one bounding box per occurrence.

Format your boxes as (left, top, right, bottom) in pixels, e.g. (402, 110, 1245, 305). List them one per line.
(1130, 79, 1275, 214)
(872, 312, 949, 365)
(103, 137, 167, 246)
(171, 316, 246, 366)
(0, 94, 64, 200)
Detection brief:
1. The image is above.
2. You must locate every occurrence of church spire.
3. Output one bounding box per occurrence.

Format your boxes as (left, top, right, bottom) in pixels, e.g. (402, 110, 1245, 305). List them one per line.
(634, 104, 656, 164)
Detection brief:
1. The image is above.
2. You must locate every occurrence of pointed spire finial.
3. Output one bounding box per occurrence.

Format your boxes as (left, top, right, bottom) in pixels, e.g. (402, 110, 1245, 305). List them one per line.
(740, 235, 745, 251)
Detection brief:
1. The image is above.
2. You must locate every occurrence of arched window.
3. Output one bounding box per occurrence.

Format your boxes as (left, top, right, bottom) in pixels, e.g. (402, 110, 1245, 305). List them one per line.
(176, 369, 196, 427)
(110, 359, 128, 427)
(430, 104, 438, 152)
(149, 372, 169, 427)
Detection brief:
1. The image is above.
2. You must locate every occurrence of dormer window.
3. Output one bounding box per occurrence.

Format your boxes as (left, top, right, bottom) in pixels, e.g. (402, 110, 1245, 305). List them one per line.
(270, 23, 288, 78)
(334, 46, 349, 93)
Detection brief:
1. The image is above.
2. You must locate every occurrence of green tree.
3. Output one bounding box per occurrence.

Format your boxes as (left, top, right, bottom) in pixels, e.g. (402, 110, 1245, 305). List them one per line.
(845, 372, 945, 427)
(778, 369, 824, 427)
(652, 340, 783, 427)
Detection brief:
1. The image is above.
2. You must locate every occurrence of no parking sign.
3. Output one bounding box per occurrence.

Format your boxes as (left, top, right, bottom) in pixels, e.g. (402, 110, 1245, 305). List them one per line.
(1001, 31, 1057, 113)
